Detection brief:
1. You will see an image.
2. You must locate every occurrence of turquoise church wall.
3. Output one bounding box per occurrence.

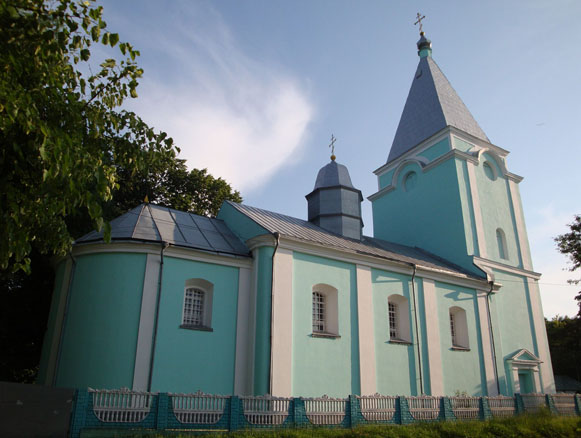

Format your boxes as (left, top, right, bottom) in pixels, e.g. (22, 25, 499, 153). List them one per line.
(55, 253, 146, 389)
(418, 137, 450, 162)
(474, 153, 521, 268)
(371, 269, 419, 395)
(151, 256, 239, 394)
(488, 269, 537, 395)
(291, 252, 360, 397)
(37, 260, 67, 384)
(372, 158, 478, 275)
(435, 282, 487, 396)
(254, 246, 274, 395)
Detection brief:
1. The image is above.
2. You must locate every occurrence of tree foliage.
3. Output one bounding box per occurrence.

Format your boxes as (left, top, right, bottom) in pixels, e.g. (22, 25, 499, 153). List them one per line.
(554, 214, 581, 316)
(0, 0, 177, 272)
(545, 316, 581, 382)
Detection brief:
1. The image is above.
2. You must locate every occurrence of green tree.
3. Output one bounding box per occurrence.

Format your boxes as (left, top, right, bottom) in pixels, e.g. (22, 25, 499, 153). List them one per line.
(0, 0, 176, 273)
(545, 316, 581, 382)
(555, 214, 581, 316)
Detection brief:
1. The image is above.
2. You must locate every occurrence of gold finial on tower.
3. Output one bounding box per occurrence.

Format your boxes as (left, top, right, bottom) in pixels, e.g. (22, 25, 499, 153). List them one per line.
(144, 194, 149, 204)
(329, 134, 337, 161)
(414, 12, 426, 35)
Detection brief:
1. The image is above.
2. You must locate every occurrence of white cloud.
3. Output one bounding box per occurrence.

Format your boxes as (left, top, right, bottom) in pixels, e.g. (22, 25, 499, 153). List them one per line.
(127, 3, 314, 193)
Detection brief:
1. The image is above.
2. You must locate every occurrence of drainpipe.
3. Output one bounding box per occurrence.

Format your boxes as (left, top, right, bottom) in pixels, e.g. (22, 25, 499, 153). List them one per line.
(268, 232, 281, 395)
(53, 252, 77, 386)
(409, 264, 423, 395)
(486, 280, 501, 395)
(147, 241, 169, 392)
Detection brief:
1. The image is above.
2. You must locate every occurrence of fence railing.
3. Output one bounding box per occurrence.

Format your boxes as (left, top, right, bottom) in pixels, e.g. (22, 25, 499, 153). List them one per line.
(90, 388, 155, 423)
(303, 395, 347, 425)
(69, 390, 581, 438)
(170, 391, 228, 424)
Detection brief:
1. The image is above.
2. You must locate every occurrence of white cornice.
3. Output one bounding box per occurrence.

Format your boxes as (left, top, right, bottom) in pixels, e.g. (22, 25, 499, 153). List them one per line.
(259, 235, 489, 291)
(473, 256, 541, 280)
(71, 241, 253, 268)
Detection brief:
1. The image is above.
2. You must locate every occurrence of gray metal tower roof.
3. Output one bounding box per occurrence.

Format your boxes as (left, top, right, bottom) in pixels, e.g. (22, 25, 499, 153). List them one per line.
(387, 50, 489, 163)
(76, 204, 250, 257)
(313, 160, 355, 190)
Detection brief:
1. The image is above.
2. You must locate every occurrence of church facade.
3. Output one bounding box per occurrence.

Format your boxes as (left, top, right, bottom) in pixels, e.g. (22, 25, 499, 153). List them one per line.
(38, 33, 555, 398)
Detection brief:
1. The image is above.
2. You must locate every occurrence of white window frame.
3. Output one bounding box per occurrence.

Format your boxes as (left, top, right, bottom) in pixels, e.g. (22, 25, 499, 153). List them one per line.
(387, 294, 411, 343)
(449, 306, 469, 349)
(311, 284, 339, 337)
(181, 278, 213, 330)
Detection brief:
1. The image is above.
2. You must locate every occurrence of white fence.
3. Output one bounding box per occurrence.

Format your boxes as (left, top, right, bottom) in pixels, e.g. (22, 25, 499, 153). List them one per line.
(552, 394, 577, 416)
(170, 391, 228, 424)
(241, 395, 291, 425)
(358, 394, 397, 421)
(90, 388, 155, 423)
(521, 393, 546, 413)
(406, 396, 441, 420)
(304, 395, 347, 425)
(450, 396, 480, 420)
(486, 396, 516, 418)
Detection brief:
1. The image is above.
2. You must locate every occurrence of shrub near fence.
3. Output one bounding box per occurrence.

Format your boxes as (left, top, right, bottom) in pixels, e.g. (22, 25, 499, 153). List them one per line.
(68, 389, 581, 438)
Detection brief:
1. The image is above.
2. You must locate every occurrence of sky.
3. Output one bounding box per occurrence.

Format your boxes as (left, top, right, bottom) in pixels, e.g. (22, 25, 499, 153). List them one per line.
(96, 0, 580, 318)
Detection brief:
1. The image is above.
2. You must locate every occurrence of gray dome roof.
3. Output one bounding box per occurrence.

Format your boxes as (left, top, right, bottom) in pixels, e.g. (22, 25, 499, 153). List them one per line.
(313, 161, 354, 190)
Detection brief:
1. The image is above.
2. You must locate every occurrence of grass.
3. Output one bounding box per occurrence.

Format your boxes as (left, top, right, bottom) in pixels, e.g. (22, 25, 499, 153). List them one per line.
(80, 412, 581, 438)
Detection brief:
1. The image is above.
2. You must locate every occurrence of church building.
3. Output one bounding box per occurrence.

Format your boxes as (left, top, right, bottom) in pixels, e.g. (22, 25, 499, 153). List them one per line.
(38, 31, 555, 398)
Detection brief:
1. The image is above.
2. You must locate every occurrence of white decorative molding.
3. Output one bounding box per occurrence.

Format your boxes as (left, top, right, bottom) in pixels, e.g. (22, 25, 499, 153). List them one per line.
(507, 180, 533, 270)
(525, 279, 556, 393)
(422, 279, 443, 395)
(270, 248, 294, 397)
(356, 265, 377, 395)
(234, 267, 253, 395)
(473, 257, 541, 280)
(466, 160, 488, 259)
(476, 290, 498, 395)
(132, 253, 161, 391)
(72, 242, 253, 269)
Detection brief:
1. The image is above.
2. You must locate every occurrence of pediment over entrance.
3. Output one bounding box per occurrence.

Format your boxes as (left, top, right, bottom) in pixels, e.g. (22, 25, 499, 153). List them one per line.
(506, 349, 542, 366)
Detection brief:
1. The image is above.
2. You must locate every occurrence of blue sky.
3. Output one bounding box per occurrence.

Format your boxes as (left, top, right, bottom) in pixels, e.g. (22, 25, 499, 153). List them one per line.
(97, 0, 580, 318)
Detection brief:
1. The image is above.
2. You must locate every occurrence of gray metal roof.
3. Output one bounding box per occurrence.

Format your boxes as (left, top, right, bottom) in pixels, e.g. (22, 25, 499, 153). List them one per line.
(226, 201, 483, 279)
(76, 204, 250, 257)
(387, 55, 489, 163)
(313, 160, 355, 190)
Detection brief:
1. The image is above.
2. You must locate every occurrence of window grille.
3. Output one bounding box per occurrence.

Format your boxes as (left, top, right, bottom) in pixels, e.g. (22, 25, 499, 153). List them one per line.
(312, 292, 325, 333)
(450, 312, 457, 346)
(388, 302, 398, 339)
(183, 288, 205, 326)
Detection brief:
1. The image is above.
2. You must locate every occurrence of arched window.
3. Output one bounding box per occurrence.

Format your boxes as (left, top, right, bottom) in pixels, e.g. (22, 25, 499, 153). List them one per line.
(311, 284, 339, 337)
(449, 306, 469, 349)
(387, 294, 411, 343)
(496, 228, 508, 260)
(483, 161, 497, 180)
(181, 278, 213, 330)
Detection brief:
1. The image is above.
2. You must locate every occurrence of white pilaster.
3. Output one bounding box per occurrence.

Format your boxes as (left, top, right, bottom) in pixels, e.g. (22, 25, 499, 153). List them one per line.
(422, 279, 443, 395)
(508, 180, 533, 270)
(466, 161, 488, 258)
(46, 258, 73, 385)
(526, 278, 556, 393)
(270, 248, 293, 396)
(132, 253, 161, 390)
(476, 290, 498, 395)
(356, 265, 377, 395)
(234, 267, 253, 395)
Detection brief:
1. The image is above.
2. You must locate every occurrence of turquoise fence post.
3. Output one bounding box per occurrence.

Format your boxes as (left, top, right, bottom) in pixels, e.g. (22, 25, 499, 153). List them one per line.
(156, 393, 168, 430)
(481, 397, 492, 420)
(399, 396, 412, 424)
(293, 398, 307, 428)
(348, 394, 359, 428)
(575, 395, 581, 416)
(515, 394, 524, 414)
(442, 397, 454, 421)
(68, 389, 89, 438)
(545, 394, 557, 415)
(229, 395, 240, 431)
